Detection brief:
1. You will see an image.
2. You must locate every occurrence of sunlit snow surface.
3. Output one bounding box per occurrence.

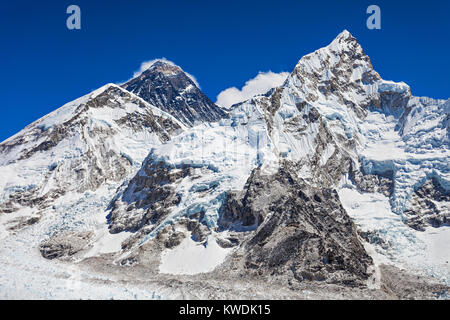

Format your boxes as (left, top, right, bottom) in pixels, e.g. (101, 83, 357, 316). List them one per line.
(0, 185, 164, 299)
(0, 32, 448, 298)
(159, 235, 233, 275)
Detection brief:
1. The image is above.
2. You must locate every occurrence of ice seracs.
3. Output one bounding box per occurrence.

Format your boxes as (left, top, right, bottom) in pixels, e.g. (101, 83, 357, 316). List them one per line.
(123, 60, 228, 127)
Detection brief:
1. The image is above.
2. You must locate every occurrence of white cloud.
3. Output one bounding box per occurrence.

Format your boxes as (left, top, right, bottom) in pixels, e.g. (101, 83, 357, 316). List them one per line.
(122, 58, 201, 88)
(216, 71, 289, 108)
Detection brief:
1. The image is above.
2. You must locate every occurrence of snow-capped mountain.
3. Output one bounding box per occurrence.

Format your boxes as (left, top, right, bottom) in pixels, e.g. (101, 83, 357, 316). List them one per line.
(0, 84, 184, 220)
(106, 30, 449, 289)
(0, 31, 448, 299)
(122, 60, 228, 127)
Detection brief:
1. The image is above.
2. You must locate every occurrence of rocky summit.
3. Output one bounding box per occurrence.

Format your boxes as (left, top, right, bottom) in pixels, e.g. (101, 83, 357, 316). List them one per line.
(122, 60, 228, 127)
(0, 30, 448, 299)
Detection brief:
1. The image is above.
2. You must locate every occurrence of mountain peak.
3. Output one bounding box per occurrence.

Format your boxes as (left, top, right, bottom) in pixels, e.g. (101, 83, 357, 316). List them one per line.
(122, 60, 228, 127)
(143, 60, 184, 76)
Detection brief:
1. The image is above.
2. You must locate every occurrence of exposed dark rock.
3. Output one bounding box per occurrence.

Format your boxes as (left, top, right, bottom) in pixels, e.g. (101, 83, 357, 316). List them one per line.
(215, 237, 239, 248)
(108, 160, 194, 233)
(164, 231, 186, 249)
(122, 61, 228, 127)
(185, 219, 210, 242)
(403, 177, 449, 231)
(6, 215, 41, 231)
(379, 264, 449, 300)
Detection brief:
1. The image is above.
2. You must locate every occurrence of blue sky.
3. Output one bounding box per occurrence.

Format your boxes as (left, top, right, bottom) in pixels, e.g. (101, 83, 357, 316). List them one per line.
(0, 0, 449, 141)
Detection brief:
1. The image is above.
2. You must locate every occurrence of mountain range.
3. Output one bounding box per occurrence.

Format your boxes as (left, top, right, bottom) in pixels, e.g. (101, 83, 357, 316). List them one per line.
(0, 30, 448, 299)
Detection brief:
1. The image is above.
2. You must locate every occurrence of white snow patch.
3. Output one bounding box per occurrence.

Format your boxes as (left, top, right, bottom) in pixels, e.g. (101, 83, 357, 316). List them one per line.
(159, 235, 233, 275)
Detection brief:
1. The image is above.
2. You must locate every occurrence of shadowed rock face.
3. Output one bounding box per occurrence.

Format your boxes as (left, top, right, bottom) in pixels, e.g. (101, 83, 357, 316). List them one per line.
(123, 61, 228, 127)
(220, 166, 373, 286)
(403, 177, 450, 231)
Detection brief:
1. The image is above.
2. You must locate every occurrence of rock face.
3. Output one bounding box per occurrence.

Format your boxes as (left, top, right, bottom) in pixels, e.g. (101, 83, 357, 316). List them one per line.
(219, 166, 373, 285)
(0, 84, 183, 217)
(349, 165, 394, 197)
(123, 60, 228, 127)
(108, 159, 195, 234)
(0, 30, 449, 299)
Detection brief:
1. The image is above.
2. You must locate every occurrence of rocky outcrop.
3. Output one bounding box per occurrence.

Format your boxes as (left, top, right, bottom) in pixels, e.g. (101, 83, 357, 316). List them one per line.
(123, 61, 228, 127)
(379, 264, 449, 299)
(108, 157, 217, 234)
(403, 177, 449, 231)
(39, 231, 92, 260)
